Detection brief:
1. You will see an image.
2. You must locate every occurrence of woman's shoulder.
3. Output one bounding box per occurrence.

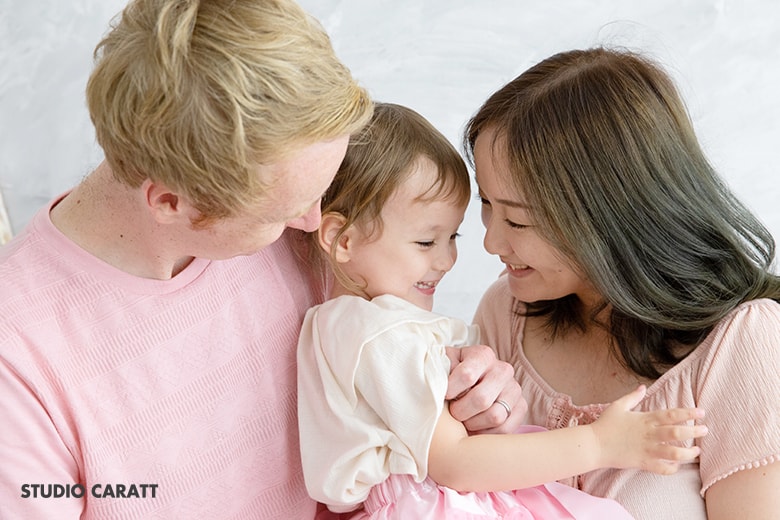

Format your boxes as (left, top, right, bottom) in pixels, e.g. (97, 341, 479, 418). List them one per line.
(664, 298, 779, 371)
(661, 298, 780, 393)
(710, 298, 780, 342)
(686, 299, 780, 495)
(734, 297, 780, 313)
(729, 297, 780, 313)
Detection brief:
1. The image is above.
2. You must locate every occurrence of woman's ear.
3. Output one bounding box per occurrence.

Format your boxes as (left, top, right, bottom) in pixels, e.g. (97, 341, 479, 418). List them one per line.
(318, 212, 352, 263)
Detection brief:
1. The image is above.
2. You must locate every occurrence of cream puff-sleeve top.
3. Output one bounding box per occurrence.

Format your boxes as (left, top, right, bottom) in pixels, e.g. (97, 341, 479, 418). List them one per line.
(297, 294, 478, 512)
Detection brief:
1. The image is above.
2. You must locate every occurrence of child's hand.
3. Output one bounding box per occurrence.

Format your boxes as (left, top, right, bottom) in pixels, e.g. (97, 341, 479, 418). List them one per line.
(589, 385, 707, 475)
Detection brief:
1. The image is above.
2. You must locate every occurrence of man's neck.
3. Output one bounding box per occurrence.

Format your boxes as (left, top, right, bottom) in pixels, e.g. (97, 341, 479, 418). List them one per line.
(50, 162, 194, 280)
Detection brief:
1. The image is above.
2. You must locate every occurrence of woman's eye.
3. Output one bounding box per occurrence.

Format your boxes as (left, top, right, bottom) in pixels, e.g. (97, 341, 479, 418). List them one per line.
(505, 219, 528, 230)
(416, 240, 435, 248)
(478, 195, 490, 206)
(450, 232, 461, 241)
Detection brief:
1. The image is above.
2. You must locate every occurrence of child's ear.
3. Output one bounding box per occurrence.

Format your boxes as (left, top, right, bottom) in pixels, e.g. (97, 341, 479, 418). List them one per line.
(318, 212, 352, 263)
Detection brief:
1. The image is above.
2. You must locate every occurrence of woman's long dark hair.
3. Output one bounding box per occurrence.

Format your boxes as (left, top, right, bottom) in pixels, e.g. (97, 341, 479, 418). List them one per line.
(465, 47, 780, 378)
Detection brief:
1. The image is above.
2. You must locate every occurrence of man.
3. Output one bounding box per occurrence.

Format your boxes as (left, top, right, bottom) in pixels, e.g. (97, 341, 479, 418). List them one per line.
(0, 1, 523, 518)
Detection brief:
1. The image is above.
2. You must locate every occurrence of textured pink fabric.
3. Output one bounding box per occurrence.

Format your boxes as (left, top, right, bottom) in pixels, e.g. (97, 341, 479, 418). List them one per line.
(0, 198, 324, 519)
(473, 274, 780, 520)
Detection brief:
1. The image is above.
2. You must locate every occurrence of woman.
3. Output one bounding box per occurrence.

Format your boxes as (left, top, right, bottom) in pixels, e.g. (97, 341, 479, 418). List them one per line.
(465, 47, 780, 519)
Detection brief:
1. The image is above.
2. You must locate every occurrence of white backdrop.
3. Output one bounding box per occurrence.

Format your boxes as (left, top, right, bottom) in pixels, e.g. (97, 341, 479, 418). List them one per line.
(1, 0, 778, 321)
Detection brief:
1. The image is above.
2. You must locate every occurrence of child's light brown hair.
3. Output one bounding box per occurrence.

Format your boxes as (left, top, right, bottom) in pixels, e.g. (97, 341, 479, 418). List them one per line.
(319, 102, 471, 294)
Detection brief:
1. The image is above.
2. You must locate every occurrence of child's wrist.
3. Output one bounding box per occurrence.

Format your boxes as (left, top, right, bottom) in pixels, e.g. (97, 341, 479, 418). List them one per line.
(582, 422, 607, 470)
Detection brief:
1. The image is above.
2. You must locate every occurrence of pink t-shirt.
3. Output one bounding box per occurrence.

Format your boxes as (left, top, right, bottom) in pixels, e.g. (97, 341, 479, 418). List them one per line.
(474, 274, 780, 520)
(0, 197, 324, 519)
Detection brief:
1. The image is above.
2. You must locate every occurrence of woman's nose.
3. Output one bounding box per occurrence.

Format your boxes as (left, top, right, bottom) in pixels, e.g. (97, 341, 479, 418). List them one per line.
(482, 218, 507, 257)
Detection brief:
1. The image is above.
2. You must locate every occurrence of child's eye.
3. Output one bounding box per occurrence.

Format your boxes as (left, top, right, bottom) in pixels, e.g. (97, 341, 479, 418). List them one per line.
(450, 232, 461, 241)
(415, 240, 435, 248)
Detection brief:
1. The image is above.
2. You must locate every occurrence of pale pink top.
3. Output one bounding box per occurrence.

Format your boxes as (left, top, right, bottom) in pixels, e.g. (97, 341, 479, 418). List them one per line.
(474, 274, 780, 520)
(0, 196, 324, 519)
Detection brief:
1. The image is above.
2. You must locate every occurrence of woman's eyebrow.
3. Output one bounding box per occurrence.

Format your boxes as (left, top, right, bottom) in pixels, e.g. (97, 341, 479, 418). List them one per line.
(495, 197, 529, 209)
(477, 188, 529, 209)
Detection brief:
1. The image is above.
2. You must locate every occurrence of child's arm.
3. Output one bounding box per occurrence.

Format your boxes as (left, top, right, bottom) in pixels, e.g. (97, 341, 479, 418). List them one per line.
(427, 385, 707, 493)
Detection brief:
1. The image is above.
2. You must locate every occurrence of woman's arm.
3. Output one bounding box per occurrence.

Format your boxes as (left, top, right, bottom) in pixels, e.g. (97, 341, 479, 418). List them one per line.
(705, 463, 780, 520)
(427, 385, 707, 492)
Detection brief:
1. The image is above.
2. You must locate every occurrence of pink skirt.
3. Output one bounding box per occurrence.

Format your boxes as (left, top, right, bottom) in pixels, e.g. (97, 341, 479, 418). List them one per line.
(354, 473, 632, 520)
(351, 425, 633, 520)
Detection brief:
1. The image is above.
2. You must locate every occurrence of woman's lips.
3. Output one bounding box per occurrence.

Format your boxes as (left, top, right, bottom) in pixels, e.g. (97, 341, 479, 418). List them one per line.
(506, 263, 533, 277)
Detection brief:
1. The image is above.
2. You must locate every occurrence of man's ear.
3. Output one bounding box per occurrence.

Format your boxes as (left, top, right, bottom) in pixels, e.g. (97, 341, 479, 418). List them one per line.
(141, 179, 194, 224)
(319, 212, 352, 263)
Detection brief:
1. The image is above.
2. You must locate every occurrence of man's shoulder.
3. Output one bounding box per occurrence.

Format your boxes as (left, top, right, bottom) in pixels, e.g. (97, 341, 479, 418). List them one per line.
(0, 227, 49, 301)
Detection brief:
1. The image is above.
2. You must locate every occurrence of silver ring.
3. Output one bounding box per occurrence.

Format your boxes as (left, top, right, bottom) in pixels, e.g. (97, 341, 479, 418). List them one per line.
(495, 399, 512, 418)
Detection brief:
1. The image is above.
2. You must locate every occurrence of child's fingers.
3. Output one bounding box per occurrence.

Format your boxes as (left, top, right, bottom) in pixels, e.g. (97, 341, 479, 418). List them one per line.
(650, 443, 702, 463)
(644, 459, 682, 476)
(643, 444, 701, 475)
(652, 423, 709, 443)
(651, 406, 706, 425)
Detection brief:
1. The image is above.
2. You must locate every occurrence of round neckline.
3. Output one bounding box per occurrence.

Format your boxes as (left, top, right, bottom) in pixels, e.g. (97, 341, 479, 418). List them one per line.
(34, 193, 211, 295)
(514, 304, 714, 409)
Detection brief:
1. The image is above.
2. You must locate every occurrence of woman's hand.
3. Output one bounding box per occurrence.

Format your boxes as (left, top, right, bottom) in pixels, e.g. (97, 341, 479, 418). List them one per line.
(444, 344, 527, 434)
(590, 385, 708, 474)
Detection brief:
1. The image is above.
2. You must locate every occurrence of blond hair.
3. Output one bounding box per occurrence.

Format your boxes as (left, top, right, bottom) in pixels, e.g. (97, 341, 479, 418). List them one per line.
(87, 0, 372, 221)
